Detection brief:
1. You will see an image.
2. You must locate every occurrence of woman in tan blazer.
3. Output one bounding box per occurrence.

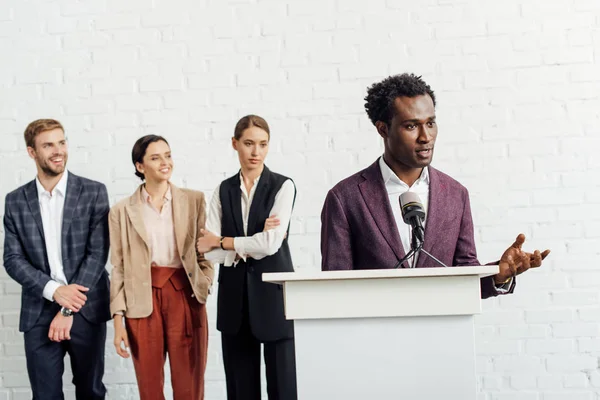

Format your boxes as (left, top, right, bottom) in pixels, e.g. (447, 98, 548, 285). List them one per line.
(109, 135, 214, 400)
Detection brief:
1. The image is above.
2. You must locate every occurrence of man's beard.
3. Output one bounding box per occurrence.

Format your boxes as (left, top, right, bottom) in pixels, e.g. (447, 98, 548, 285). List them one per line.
(38, 155, 67, 177)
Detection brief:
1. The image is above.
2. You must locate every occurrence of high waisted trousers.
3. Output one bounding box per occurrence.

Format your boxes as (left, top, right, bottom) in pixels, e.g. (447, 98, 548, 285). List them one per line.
(126, 267, 208, 400)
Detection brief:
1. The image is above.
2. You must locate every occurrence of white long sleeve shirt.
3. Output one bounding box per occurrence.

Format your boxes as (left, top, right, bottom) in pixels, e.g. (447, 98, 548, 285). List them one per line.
(205, 174, 295, 266)
(36, 172, 69, 301)
(379, 156, 429, 259)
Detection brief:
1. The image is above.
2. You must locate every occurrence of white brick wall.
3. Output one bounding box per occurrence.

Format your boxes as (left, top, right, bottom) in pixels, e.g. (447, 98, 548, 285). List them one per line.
(0, 0, 598, 398)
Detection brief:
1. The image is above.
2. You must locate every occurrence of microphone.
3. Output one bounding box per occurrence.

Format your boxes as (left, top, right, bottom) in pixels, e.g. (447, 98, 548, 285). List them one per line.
(399, 192, 425, 250)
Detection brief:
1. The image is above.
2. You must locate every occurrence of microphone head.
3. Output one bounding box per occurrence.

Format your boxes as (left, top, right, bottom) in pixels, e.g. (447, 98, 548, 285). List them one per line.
(399, 192, 426, 224)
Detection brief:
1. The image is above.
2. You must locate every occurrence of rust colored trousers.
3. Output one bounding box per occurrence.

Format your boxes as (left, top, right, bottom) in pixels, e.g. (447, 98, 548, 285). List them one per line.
(126, 267, 208, 400)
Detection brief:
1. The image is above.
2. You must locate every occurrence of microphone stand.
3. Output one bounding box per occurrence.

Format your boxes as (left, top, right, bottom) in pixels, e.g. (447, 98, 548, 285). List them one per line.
(414, 247, 448, 269)
(393, 227, 448, 269)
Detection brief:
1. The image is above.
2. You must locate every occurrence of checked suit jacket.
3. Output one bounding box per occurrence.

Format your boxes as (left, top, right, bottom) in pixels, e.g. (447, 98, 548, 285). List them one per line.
(3, 171, 111, 332)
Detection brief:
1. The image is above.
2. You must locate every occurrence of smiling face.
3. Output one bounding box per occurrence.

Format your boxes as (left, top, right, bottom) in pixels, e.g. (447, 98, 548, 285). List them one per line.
(27, 128, 68, 178)
(232, 125, 270, 173)
(135, 140, 173, 183)
(376, 94, 437, 172)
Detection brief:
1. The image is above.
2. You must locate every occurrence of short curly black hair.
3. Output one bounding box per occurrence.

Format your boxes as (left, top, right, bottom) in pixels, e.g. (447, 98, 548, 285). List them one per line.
(364, 73, 436, 126)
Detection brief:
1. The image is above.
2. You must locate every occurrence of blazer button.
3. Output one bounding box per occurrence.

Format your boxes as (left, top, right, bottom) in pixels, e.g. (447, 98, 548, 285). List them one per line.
(191, 294, 195, 298)
(188, 272, 192, 277)
(182, 255, 186, 260)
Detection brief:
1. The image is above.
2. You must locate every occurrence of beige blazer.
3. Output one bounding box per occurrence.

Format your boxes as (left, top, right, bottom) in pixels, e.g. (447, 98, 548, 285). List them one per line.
(109, 183, 214, 318)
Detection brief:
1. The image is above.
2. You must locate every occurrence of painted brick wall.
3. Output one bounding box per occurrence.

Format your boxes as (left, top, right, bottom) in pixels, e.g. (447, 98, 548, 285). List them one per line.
(1, 0, 599, 398)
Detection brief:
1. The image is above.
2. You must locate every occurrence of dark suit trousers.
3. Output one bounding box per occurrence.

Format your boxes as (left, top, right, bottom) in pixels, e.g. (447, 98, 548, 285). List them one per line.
(221, 276, 297, 400)
(24, 302, 107, 400)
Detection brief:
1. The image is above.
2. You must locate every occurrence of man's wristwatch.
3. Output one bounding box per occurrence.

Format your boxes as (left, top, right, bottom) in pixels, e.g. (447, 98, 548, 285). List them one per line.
(60, 307, 73, 317)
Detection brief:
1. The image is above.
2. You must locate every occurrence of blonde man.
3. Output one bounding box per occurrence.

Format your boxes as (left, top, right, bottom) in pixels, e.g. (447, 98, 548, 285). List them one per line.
(3, 119, 110, 399)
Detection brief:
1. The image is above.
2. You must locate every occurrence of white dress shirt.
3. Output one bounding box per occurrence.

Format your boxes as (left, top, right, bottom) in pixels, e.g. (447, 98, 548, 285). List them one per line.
(205, 173, 295, 267)
(37, 172, 69, 301)
(379, 156, 429, 259)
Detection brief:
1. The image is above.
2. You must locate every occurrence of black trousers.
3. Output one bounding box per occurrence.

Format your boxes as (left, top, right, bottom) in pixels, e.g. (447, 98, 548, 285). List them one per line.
(221, 280, 297, 400)
(24, 302, 107, 400)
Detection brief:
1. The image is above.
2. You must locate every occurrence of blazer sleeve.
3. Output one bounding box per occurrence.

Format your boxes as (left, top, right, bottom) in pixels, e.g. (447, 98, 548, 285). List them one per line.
(71, 184, 110, 290)
(453, 188, 514, 299)
(320, 188, 354, 271)
(195, 192, 215, 284)
(108, 205, 127, 316)
(3, 197, 53, 297)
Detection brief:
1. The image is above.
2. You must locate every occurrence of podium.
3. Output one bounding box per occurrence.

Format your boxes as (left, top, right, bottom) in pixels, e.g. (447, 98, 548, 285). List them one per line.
(263, 266, 498, 400)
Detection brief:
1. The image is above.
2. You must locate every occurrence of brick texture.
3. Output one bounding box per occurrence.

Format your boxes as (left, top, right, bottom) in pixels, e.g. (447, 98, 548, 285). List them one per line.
(1, 0, 599, 398)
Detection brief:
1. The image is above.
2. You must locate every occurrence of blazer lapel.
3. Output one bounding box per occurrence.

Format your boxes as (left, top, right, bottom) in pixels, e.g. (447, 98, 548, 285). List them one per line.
(24, 180, 45, 240)
(62, 173, 82, 248)
(416, 167, 445, 268)
(125, 186, 150, 249)
(170, 184, 188, 257)
(358, 161, 406, 264)
(228, 173, 245, 236)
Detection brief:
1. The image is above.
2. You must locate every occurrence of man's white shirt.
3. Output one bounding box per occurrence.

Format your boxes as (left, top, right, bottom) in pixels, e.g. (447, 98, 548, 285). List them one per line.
(36, 172, 69, 301)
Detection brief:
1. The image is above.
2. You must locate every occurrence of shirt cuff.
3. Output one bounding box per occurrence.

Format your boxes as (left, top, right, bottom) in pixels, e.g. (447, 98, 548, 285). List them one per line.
(233, 237, 247, 263)
(494, 277, 513, 294)
(113, 311, 124, 316)
(43, 280, 62, 302)
(224, 249, 238, 266)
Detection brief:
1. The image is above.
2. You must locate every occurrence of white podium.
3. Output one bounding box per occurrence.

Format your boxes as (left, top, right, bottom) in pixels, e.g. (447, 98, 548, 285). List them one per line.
(263, 266, 498, 400)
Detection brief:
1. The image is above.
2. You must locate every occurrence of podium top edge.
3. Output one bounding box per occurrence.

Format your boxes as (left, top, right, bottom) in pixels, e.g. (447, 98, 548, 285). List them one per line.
(262, 265, 499, 283)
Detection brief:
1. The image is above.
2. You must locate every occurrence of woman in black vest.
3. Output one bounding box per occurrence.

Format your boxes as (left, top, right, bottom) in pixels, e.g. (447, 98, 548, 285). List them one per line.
(197, 115, 297, 400)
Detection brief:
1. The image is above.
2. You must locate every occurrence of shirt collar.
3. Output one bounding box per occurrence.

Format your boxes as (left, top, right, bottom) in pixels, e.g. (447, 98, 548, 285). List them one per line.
(36, 171, 69, 198)
(378, 156, 429, 187)
(141, 184, 172, 204)
(239, 171, 261, 187)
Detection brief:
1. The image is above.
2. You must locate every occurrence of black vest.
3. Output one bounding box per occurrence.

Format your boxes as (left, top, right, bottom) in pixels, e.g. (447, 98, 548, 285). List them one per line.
(216, 167, 295, 341)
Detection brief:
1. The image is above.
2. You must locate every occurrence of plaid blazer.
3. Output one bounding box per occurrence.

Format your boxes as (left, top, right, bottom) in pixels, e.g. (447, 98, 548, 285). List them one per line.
(3, 172, 111, 332)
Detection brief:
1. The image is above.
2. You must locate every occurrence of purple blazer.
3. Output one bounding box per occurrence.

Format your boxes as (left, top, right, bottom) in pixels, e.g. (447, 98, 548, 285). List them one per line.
(320, 160, 512, 299)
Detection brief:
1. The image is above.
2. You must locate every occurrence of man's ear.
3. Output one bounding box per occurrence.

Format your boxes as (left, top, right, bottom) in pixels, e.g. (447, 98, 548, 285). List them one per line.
(375, 121, 388, 139)
(26, 146, 36, 160)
